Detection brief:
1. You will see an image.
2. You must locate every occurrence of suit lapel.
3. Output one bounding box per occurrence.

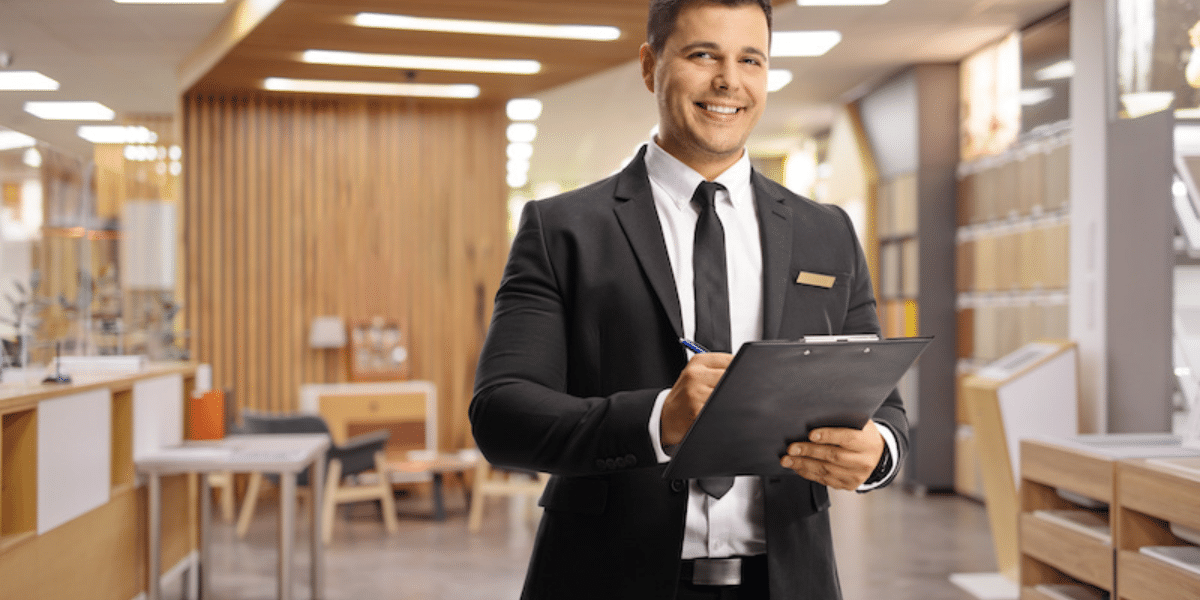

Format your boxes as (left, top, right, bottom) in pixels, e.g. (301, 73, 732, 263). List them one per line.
(753, 170, 793, 340)
(613, 146, 685, 339)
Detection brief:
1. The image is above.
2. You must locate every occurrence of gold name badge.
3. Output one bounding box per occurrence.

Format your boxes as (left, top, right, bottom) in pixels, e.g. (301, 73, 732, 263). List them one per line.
(796, 271, 836, 288)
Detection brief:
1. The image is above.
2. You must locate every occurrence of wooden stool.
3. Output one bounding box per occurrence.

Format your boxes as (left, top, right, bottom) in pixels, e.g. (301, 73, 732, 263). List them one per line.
(467, 459, 549, 533)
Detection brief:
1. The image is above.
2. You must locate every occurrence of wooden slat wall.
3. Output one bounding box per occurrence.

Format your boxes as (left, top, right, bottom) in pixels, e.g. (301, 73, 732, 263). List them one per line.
(183, 94, 508, 450)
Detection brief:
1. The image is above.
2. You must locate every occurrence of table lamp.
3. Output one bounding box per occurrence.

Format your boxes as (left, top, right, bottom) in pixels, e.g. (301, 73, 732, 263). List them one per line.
(309, 316, 347, 349)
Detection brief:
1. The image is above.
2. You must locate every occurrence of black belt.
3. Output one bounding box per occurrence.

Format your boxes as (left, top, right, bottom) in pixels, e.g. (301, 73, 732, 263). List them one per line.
(679, 555, 767, 586)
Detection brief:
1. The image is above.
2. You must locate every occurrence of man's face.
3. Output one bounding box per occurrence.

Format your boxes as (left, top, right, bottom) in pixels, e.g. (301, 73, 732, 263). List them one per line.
(641, 2, 769, 175)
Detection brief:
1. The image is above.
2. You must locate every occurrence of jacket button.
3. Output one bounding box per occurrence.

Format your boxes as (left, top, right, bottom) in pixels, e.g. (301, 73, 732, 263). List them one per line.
(670, 479, 686, 493)
(605, 458, 617, 470)
(614, 457, 626, 469)
(595, 459, 607, 470)
(625, 454, 637, 467)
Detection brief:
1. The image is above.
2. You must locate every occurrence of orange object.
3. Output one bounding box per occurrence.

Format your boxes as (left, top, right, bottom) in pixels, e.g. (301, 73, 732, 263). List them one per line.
(188, 389, 226, 440)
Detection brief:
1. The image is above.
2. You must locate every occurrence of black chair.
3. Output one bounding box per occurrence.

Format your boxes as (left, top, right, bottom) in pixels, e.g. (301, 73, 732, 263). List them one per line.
(234, 412, 397, 542)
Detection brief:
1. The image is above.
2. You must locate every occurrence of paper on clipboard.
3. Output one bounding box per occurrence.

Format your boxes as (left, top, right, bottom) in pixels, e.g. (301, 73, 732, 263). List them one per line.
(663, 336, 932, 480)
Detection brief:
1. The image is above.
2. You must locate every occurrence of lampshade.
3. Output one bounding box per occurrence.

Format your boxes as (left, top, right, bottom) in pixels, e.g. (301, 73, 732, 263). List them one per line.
(309, 316, 347, 348)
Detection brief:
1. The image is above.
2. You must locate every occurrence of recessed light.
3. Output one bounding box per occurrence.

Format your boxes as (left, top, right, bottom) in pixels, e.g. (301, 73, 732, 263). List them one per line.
(797, 0, 890, 6)
(0, 71, 60, 91)
(77, 126, 158, 144)
(302, 50, 540, 75)
(264, 77, 480, 99)
(0, 130, 36, 151)
(354, 13, 620, 41)
(771, 31, 842, 57)
(506, 99, 543, 121)
(768, 70, 794, 92)
(507, 123, 537, 143)
(25, 101, 115, 121)
(507, 142, 534, 160)
(1034, 60, 1075, 81)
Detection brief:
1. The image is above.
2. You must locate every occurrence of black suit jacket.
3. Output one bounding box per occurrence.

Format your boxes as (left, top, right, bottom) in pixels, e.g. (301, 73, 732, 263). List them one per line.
(471, 145, 907, 599)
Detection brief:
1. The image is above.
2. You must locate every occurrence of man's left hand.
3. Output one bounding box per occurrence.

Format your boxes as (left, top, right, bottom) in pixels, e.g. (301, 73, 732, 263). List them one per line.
(779, 421, 885, 491)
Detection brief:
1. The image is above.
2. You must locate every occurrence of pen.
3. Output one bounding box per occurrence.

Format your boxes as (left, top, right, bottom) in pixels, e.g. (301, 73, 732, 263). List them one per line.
(679, 338, 708, 354)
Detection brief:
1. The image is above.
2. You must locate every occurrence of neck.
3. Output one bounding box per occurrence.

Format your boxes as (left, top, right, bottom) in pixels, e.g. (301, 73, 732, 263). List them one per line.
(653, 136, 743, 181)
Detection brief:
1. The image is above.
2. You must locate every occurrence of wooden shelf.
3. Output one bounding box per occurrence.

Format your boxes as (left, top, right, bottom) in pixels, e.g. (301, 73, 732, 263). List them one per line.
(1020, 438, 1118, 594)
(1115, 457, 1200, 600)
(1, 409, 37, 542)
(111, 389, 133, 490)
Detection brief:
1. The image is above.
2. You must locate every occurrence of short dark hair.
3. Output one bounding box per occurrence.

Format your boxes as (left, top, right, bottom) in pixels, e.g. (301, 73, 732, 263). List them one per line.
(646, 0, 772, 56)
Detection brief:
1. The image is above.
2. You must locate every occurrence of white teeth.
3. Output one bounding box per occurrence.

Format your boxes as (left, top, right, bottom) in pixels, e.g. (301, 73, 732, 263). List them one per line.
(703, 104, 738, 115)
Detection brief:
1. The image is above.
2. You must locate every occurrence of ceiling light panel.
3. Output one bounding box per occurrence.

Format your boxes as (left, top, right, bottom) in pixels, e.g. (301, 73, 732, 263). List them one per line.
(303, 50, 540, 75)
(354, 13, 621, 41)
(771, 31, 843, 57)
(768, 70, 794, 92)
(25, 101, 115, 121)
(0, 130, 37, 151)
(264, 77, 480, 98)
(0, 71, 60, 91)
(77, 125, 158, 144)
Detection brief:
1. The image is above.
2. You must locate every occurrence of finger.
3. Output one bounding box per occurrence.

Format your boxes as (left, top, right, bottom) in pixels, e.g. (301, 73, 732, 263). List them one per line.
(809, 422, 878, 450)
(787, 442, 874, 472)
(689, 352, 733, 368)
(779, 455, 861, 490)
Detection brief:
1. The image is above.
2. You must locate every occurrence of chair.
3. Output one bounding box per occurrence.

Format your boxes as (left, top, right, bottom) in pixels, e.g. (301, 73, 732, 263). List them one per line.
(235, 413, 398, 543)
(467, 459, 550, 533)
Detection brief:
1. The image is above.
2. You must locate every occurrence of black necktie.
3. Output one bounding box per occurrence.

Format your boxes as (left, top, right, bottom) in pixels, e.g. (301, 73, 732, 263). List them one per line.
(692, 181, 734, 499)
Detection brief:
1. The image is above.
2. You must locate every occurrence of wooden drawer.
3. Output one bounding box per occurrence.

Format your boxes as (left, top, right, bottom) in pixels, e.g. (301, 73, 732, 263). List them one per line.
(1022, 440, 1114, 504)
(1021, 513, 1114, 590)
(1117, 549, 1200, 600)
(1117, 459, 1200, 534)
(319, 392, 427, 444)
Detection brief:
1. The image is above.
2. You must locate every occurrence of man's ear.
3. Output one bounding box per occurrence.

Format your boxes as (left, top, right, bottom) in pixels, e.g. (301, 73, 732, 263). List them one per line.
(639, 43, 657, 93)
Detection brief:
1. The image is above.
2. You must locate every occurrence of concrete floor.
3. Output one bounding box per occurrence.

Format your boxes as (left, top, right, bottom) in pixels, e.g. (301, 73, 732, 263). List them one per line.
(178, 481, 997, 600)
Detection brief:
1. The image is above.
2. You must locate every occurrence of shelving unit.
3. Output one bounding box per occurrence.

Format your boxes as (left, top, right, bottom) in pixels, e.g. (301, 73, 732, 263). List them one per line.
(1020, 438, 1115, 598)
(956, 125, 1072, 499)
(0, 408, 37, 550)
(1115, 457, 1200, 600)
(1017, 436, 1200, 600)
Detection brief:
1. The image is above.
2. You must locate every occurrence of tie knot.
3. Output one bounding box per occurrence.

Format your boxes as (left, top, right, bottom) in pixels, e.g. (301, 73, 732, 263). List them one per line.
(692, 181, 725, 210)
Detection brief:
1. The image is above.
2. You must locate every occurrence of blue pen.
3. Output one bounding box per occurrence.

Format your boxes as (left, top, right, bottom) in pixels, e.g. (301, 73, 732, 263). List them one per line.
(679, 338, 709, 354)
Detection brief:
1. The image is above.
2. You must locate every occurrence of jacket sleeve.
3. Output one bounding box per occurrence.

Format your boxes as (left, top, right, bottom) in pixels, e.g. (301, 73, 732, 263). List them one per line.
(469, 200, 662, 477)
(834, 204, 909, 488)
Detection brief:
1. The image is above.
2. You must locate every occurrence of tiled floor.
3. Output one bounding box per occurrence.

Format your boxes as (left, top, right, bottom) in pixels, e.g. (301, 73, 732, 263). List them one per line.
(179, 481, 996, 599)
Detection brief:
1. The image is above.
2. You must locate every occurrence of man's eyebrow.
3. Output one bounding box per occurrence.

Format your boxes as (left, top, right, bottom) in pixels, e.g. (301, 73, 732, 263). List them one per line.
(679, 41, 768, 59)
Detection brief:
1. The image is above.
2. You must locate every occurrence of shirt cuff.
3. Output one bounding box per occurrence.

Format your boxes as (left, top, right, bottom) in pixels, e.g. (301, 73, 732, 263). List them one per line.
(857, 421, 899, 492)
(648, 389, 673, 463)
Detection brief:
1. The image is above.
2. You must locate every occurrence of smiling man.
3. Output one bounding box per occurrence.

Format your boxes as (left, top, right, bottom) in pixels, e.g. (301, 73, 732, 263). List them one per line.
(470, 1, 907, 598)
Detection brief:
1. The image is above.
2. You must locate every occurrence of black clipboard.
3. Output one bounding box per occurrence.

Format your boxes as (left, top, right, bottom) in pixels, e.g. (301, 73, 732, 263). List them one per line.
(662, 336, 932, 480)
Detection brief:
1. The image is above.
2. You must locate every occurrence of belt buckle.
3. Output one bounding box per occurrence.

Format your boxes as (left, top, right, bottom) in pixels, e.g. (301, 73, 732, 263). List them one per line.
(691, 557, 742, 586)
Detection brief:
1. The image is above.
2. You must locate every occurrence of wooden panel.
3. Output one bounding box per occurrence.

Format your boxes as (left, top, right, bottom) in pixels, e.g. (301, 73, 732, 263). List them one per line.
(1117, 550, 1200, 600)
(1020, 513, 1114, 590)
(1, 409, 36, 539)
(184, 94, 508, 451)
(1116, 459, 1200, 536)
(112, 390, 134, 489)
(1021, 439, 1114, 503)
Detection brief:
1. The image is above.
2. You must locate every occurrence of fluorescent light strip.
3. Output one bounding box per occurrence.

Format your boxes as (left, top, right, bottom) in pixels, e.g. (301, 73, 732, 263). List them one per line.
(25, 101, 115, 121)
(768, 70, 793, 92)
(0, 130, 37, 151)
(264, 77, 480, 98)
(303, 50, 539, 75)
(771, 31, 842, 57)
(0, 71, 60, 91)
(77, 126, 158, 144)
(355, 13, 620, 41)
(1034, 60, 1075, 81)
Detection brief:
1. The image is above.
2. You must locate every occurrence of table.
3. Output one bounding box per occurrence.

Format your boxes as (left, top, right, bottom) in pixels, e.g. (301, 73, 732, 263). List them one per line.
(136, 434, 330, 600)
(386, 451, 477, 521)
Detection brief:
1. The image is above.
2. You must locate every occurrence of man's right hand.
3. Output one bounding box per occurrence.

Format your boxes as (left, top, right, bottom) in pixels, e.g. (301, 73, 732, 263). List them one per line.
(660, 352, 733, 448)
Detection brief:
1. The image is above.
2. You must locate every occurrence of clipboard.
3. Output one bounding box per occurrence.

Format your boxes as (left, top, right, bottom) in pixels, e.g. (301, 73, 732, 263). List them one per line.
(663, 336, 932, 480)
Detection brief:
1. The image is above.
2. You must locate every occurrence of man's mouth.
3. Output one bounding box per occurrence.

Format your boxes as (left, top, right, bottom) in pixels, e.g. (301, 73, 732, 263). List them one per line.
(697, 103, 740, 115)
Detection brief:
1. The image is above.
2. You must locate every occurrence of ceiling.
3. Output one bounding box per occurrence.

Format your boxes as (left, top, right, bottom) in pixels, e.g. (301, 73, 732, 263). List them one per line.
(0, 0, 1067, 178)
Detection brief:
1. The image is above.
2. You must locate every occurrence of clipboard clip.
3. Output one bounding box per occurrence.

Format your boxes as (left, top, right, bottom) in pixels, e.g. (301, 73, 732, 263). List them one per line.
(802, 334, 880, 343)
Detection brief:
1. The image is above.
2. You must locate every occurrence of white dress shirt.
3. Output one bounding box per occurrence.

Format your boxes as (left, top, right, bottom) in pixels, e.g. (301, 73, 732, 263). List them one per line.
(640, 139, 898, 559)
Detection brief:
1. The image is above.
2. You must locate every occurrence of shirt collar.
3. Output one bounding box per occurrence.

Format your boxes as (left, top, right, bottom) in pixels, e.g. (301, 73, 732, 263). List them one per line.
(644, 138, 753, 211)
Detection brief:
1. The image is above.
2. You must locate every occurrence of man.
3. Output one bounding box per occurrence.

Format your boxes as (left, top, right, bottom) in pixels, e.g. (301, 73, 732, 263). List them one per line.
(470, 1, 907, 598)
